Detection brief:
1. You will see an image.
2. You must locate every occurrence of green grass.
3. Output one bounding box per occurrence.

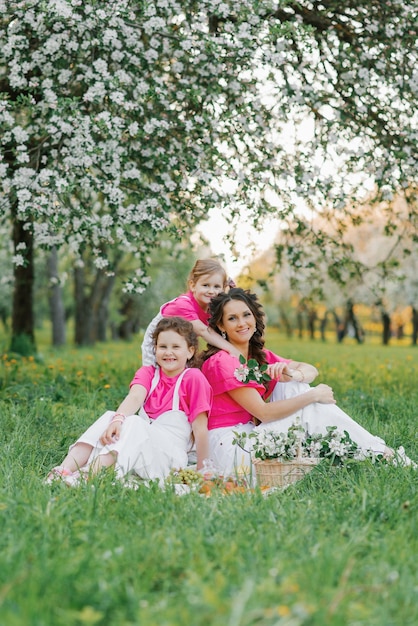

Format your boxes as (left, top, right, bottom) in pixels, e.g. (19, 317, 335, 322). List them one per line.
(1, 329, 417, 625)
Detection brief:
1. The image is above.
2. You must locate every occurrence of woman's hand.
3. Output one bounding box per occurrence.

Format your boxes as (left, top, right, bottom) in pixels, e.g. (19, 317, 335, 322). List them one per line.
(268, 360, 318, 384)
(100, 421, 122, 446)
(310, 383, 336, 405)
(266, 362, 294, 381)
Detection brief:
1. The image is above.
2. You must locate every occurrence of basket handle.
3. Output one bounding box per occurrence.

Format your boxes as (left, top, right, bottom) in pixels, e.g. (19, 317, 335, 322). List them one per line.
(294, 416, 304, 460)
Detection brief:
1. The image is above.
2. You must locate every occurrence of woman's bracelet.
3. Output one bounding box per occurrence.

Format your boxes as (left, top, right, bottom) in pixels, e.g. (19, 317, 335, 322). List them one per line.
(292, 369, 305, 382)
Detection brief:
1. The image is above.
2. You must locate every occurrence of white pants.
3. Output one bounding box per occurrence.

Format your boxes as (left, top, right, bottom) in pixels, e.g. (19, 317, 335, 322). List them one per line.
(208, 423, 255, 478)
(208, 382, 386, 476)
(72, 408, 192, 482)
(260, 382, 386, 457)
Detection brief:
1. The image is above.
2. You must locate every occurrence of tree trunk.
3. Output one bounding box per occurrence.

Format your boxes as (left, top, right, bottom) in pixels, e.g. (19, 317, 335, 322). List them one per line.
(412, 306, 418, 346)
(279, 308, 293, 338)
(47, 247, 66, 346)
(332, 310, 345, 343)
(343, 300, 364, 344)
(74, 264, 116, 345)
(74, 266, 91, 346)
(296, 306, 304, 339)
(307, 308, 316, 340)
(10, 211, 36, 355)
(118, 296, 141, 341)
(96, 274, 116, 342)
(320, 312, 328, 342)
(381, 310, 391, 345)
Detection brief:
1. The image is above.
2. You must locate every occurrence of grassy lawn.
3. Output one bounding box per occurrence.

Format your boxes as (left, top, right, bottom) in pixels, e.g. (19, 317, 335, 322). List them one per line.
(1, 329, 417, 625)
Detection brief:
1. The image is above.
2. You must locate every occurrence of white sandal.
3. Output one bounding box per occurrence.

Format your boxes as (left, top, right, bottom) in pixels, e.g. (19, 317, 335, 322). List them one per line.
(45, 466, 75, 485)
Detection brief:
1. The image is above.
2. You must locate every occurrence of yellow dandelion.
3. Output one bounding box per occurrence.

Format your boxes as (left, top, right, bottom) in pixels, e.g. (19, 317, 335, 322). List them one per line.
(277, 605, 291, 617)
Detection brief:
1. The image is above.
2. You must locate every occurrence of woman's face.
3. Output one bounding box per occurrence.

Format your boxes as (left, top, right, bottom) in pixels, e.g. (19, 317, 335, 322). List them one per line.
(218, 298, 256, 349)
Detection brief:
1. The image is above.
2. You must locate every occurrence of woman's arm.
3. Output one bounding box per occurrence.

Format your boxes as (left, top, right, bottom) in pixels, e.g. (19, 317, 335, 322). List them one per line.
(191, 412, 210, 470)
(191, 320, 242, 358)
(227, 383, 335, 424)
(100, 384, 147, 445)
(267, 360, 318, 384)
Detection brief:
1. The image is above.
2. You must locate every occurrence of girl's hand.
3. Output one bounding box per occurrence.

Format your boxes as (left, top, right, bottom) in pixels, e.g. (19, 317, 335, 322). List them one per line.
(267, 362, 294, 381)
(311, 383, 336, 405)
(100, 421, 122, 446)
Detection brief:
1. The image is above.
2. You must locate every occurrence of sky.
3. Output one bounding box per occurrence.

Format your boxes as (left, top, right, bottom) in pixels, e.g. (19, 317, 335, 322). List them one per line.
(196, 208, 279, 279)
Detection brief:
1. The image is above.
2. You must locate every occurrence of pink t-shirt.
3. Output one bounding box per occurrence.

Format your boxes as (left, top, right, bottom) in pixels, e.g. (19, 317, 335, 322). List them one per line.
(161, 292, 209, 325)
(130, 365, 212, 423)
(201, 350, 290, 430)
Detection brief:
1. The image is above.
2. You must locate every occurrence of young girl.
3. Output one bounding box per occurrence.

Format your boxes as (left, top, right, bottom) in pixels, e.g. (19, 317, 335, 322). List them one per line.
(141, 258, 241, 365)
(46, 317, 212, 486)
(199, 288, 416, 476)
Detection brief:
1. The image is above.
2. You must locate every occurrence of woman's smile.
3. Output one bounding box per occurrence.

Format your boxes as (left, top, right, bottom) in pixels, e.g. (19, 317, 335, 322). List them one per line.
(219, 299, 256, 349)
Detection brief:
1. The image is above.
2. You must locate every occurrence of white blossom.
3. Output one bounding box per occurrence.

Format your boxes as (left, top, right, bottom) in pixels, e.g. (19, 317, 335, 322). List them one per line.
(12, 254, 25, 266)
(0, 0, 416, 294)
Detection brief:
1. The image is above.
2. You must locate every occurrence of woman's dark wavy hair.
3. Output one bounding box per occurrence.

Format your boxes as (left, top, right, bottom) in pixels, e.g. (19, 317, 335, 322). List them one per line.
(152, 316, 199, 366)
(199, 288, 267, 365)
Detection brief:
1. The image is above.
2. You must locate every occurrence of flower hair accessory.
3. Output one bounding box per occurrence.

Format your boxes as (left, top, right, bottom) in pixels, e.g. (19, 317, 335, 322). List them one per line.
(234, 354, 271, 384)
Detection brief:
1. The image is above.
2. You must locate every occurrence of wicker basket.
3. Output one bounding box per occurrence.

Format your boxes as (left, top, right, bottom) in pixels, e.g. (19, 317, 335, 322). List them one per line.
(253, 456, 320, 489)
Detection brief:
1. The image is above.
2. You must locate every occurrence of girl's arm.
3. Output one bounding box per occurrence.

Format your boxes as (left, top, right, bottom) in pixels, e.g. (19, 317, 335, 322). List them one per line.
(227, 383, 336, 424)
(114, 384, 148, 417)
(191, 412, 210, 470)
(267, 360, 319, 384)
(100, 384, 147, 445)
(191, 319, 242, 358)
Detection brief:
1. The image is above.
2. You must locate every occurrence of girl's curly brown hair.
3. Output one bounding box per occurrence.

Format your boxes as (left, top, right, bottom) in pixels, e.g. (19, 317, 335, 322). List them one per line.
(152, 316, 199, 367)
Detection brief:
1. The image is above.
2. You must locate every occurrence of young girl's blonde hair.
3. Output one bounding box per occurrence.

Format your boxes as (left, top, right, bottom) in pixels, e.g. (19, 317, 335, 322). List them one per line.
(187, 259, 228, 289)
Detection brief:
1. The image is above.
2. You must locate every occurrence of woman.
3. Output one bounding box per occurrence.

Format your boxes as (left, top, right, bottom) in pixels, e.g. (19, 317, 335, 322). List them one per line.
(199, 288, 415, 476)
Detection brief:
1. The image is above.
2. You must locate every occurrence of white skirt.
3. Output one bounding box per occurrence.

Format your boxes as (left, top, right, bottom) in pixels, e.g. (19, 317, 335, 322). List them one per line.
(208, 422, 255, 477)
(72, 408, 192, 482)
(208, 381, 386, 476)
(257, 381, 386, 456)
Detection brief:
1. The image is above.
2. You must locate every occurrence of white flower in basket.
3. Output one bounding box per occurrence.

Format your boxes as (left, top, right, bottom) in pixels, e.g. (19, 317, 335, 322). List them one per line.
(233, 420, 375, 489)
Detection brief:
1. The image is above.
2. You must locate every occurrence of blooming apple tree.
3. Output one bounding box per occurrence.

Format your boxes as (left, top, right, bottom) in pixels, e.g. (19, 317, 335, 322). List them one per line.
(1, 0, 417, 350)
